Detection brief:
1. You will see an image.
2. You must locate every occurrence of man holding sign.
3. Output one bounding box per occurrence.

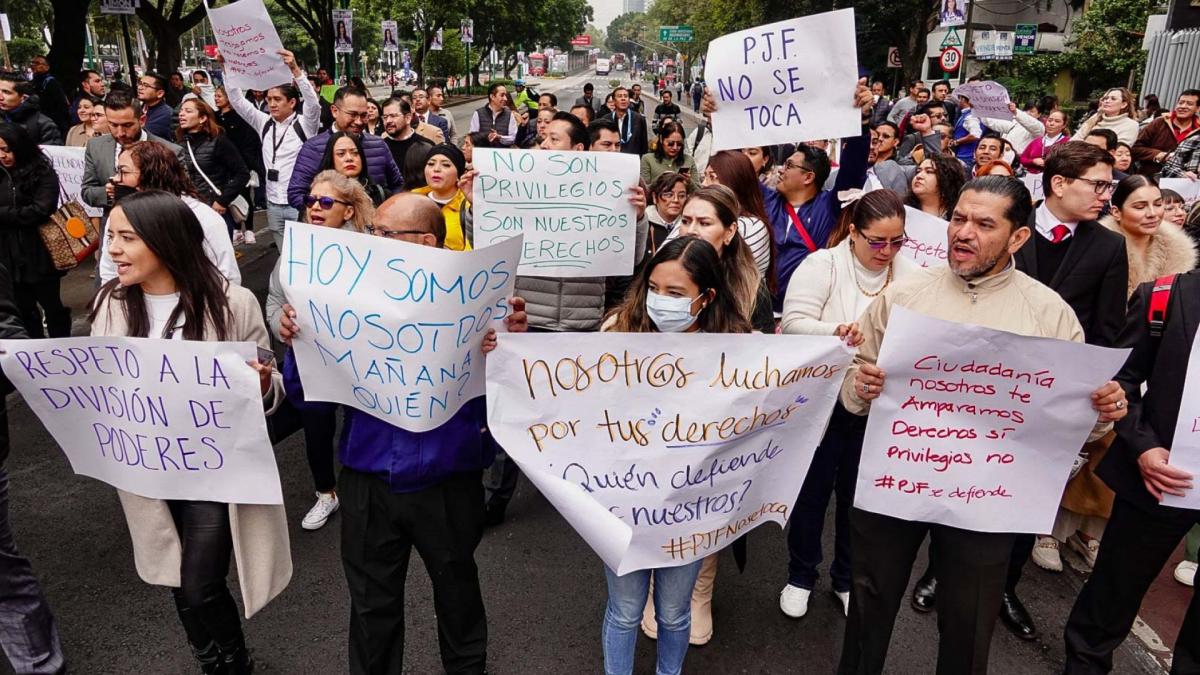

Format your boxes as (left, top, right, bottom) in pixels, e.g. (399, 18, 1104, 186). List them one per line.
(839, 176, 1127, 675)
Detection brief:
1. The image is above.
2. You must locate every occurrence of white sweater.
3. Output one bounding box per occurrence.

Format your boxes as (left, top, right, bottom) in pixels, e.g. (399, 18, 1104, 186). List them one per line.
(781, 238, 922, 335)
(1072, 113, 1141, 146)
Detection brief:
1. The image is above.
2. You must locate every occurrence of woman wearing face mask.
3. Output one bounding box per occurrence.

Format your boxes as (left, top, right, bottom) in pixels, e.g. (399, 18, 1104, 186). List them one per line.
(646, 172, 691, 254)
(411, 143, 472, 251)
(91, 190, 286, 675)
(318, 131, 387, 206)
(101, 141, 241, 286)
(177, 97, 251, 239)
(1019, 110, 1070, 173)
(601, 236, 751, 675)
(642, 120, 698, 188)
(906, 154, 966, 220)
(779, 188, 919, 619)
(66, 95, 101, 147)
(266, 170, 372, 531)
(1073, 88, 1140, 146)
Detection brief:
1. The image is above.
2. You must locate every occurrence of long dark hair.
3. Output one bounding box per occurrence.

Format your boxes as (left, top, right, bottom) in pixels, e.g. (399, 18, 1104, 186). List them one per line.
(320, 131, 371, 180)
(0, 122, 53, 195)
(607, 237, 752, 334)
(829, 189, 906, 247)
(653, 119, 687, 165)
(1110, 174, 1158, 210)
(90, 191, 231, 341)
(706, 150, 777, 293)
(905, 153, 966, 219)
(683, 185, 761, 323)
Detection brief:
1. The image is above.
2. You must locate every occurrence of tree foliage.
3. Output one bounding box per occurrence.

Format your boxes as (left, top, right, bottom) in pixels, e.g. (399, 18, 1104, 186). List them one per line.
(1061, 0, 1156, 88)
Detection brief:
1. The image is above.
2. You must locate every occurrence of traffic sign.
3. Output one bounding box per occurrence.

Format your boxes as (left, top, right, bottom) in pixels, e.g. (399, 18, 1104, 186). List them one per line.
(940, 27, 962, 48)
(659, 25, 694, 42)
(939, 47, 962, 73)
(887, 47, 903, 69)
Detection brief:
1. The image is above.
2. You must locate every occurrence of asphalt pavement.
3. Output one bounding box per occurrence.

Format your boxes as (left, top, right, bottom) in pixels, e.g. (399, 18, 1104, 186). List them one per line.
(0, 80, 1174, 674)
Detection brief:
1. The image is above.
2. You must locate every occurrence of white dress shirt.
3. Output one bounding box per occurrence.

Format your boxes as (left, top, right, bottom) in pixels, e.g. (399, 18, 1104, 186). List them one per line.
(1035, 201, 1080, 241)
(227, 75, 321, 205)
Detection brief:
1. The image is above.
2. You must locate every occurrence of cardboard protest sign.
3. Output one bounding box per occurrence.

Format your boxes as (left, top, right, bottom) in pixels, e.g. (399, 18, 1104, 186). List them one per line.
(1163, 329, 1200, 509)
(952, 80, 1013, 121)
(1022, 173, 1044, 203)
(282, 223, 521, 432)
(472, 148, 639, 277)
(899, 207, 948, 269)
(854, 306, 1129, 533)
(1159, 178, 1200, 207)
(486, 333, 853, 573)
(206, 0, 293, 92)
(40, 145, 103, 217)
(0, 337, 283, 504)
(706, 9, 860, 151)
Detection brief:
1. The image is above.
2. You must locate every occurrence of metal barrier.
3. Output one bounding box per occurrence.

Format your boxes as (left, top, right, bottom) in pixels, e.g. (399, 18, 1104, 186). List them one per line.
(1144, 29, 1200, 103)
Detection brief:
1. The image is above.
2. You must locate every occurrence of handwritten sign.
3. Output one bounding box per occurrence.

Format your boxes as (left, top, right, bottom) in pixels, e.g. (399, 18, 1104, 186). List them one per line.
(1160, 177, 1200, 207)
(281, 222, 521, 432)
(486, 333, 853, 573)
(206, 0, 292, 92)
(40, 145, 103, 218)
(1022, 173, 1044, 203)
(0, 337, 283, 504)
(899, 206, 948, 269)
(952, 80, 1012, 121)
(1163, 329, 1200, 509)
(854, 306, 1129, 533)
(705, 10, 860, 152)
(472, 148, 638, 277)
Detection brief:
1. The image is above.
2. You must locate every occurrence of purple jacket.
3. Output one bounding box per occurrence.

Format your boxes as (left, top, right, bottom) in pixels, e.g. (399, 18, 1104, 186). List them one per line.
(282, 351, 492, 493)
(286, 129, 404, 210)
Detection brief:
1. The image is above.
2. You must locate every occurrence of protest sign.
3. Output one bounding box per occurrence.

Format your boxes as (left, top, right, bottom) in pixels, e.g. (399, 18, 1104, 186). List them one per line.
(705, 10, 860, 152)
(333, 9, 354, 53)
(486, 333, 853, 573)
(40, 145, 103, 218)
(854, 306, 1129, 533)
(953, 80, 1012, 121)
(472, 148, 639, 277)
(1164, 330, 1200, 509)
(1160, 178, 1200, 207)
(899, 207, 948, 269)
(1022, 173, 1044, 203)
(0, 337, 283, 504)
(281, 222, 521, 432)
(205, 0, 293, 92)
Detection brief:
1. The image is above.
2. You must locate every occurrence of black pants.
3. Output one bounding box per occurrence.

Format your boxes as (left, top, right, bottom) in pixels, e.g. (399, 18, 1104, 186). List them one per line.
(13, 279, 69, 339)
(1065, 496, 1200, 674)
(839, 508, 1016, 675)
(165, 501, 244, 655)
(340, 468, 487, 675)
(786, 403, 865, 593)
(303, 406, 337, 493)
(482, 428, 519, 510)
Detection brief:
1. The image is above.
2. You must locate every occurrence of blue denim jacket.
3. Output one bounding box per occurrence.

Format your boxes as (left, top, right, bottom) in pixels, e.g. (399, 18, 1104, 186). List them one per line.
(283, 350, 492, 493)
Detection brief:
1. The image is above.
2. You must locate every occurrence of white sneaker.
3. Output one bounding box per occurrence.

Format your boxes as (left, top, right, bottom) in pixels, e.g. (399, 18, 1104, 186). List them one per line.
(1031, 536, 1063, 572)
(301, 492, 339, 530)
(779, 584, 810, 618)
(1175, 560, 1197, 587)
(1067, 533, 1100, 569)
(243, 230, 257, 244)
(232, 230, 245, 245)
(835, 590, 850, 617)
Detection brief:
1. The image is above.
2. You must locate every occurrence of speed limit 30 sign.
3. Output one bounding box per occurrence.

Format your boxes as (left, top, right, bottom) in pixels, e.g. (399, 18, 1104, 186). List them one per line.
(939, 47, 961, 73)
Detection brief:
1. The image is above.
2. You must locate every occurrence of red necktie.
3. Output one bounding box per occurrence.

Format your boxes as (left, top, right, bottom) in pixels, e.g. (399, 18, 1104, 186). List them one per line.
(1050, 224, 1070, 244)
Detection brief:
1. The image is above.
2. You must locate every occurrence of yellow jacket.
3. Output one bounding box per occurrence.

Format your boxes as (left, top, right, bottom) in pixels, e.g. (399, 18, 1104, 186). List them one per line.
(413, 185, 472, 251)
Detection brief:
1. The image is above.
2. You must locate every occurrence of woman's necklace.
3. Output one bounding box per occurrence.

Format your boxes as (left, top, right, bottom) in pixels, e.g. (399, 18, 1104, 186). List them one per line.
(853, 259, 893, 298)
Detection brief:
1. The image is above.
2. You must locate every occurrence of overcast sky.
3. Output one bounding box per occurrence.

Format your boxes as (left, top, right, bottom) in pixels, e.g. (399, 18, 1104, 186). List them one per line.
(589, 0, 625, 31)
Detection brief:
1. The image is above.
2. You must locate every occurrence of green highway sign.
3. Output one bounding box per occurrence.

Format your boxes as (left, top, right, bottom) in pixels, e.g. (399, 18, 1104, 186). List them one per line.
(659, 25, 694, 42)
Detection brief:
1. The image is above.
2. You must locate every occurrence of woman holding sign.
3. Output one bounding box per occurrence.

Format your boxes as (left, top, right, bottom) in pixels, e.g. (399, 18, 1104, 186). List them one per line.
(779, 189, 918, 619)
(603, 235, 751, 673)
(90, 190, 286, 675)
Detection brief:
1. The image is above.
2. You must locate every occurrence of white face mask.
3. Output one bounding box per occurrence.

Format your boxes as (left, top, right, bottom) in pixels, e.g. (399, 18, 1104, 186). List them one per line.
(645, 291, 700, 332)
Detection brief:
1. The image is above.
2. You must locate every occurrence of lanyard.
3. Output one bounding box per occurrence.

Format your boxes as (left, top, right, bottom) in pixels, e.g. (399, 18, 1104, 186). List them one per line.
(269, 114, 296, 166)
(618, 113, 632, 144)
(784, 202, 817, 253)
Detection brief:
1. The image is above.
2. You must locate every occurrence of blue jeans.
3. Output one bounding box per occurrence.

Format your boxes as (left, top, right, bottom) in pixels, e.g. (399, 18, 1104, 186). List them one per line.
(602, 560, 702, 675)
(266, 201, 298, 250)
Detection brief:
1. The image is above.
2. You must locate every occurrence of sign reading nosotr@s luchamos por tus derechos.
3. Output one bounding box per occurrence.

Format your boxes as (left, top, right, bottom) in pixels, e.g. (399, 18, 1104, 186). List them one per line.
(282, 223, 521, 432)
(486, 333, 853, 574)
(854, 306, 1129, 533)
(0, 337, 284, 504)
(472, 148, 640, 278)
(705, 9, 861, 152)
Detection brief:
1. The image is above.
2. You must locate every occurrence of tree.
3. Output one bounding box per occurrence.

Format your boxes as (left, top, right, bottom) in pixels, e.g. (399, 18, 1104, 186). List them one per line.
(48, 0, 90, 85)
(606, 12, 650, 58)
(136, 0, 212, 74)
(271, 0, 338, 73)
(1064, 0, 1156, 91)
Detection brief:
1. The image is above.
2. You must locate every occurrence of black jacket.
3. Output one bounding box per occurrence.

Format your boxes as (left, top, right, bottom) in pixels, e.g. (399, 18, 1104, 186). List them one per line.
(31, 73, 70, 134)
(0, 260, 28, 467)
(1014, 216, 1129, 347)
(1098, 272, 1200, 513)
(0, 160, 62, 285)
(613, 110, 649, 156)
(181, 132, 251, 208)
(216, 108, 264, 177)
(3, 101, 62, 146)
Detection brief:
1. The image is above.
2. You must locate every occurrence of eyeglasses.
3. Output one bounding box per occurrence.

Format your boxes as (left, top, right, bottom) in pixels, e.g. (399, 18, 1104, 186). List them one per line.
(861, 235, 911, 251)
(784, 160, 814, 174)
(304, 195, 352, 209)
(658, 191, 688, 202)
(663, 140, 682, 148)
(113, 166, 139, 177)
(1066, 176, 1118, 196)
(365, 224, 429, 239)
(339, 110, 369, 120)
(137, 81, 161, 91)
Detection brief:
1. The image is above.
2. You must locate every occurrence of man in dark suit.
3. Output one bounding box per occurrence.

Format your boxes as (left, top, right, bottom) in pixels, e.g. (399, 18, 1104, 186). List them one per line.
(80, 90, 183, 213)
(610, 86, 648, 156)
(1064, 271, 1200, 673)
(573, 82, 601, 118)
(411, 87, 450, 138)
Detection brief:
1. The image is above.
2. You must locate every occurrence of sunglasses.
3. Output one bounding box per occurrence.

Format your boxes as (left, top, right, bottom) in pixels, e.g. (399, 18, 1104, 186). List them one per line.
(304, 195, 352, 209)
(861, 235, 911, 251)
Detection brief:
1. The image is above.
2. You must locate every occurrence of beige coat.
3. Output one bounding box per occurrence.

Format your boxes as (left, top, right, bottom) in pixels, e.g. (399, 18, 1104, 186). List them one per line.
(1099, 215, 1198, 298)
(91, 284, 291, 618)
